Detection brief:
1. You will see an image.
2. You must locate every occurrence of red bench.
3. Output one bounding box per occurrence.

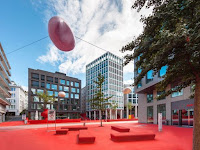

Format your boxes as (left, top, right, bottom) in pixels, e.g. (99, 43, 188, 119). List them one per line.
(111, 126, 130, 132)
(77, 130, 95, 144)
(111, 132, 155, 142)
(56, 129, 68, 135)
(61, 126, 88, 131)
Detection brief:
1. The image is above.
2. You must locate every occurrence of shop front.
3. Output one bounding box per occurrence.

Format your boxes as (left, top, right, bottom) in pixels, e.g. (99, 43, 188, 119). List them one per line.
(171, 99, 194, 127)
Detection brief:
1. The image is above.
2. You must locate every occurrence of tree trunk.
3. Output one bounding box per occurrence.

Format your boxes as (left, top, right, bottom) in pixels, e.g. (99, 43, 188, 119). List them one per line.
(193, 76, 200, 150)
(100, 110, 103, 127)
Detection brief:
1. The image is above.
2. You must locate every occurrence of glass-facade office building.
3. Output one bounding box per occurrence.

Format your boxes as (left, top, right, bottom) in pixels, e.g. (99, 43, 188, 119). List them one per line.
(135, 55, 194, 126)
(28, 68, 81, 119)
(86, 52, 123, 119)
(0, 43, 11, 123)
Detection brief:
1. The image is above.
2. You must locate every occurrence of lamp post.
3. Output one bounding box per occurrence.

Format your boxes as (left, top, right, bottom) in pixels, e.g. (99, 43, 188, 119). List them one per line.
(123, 87, 132, 119)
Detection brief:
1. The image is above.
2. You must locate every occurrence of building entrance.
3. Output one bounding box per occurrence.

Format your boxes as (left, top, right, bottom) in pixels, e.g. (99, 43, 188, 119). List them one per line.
(172, 109, 193, 126)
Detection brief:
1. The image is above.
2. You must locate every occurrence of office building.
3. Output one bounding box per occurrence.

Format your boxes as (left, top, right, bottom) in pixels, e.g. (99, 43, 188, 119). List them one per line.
(0, 43, 11, 123)
(28, 69, 81, 119)
(124, 84, 138, 119)
(81, 86, 86, 113)
(135, 56, 194, 126)
(6, 81, 27, 116)
(86, 52, 123, 120)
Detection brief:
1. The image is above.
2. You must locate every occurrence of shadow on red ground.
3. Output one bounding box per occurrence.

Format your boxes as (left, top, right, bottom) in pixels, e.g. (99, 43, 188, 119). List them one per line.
(0, 123, 192, 150)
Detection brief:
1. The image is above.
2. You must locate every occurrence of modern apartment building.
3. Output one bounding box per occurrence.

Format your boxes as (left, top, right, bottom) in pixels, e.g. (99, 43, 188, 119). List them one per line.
(28, 69, 81, 119)
(124, 84, 138, 119)
(0, 43, 11, 123)
(6, 81, 27, 116)
(135, 56, 194, 126)
(81, 86, 86, 113)
(86, 52, 123, 120)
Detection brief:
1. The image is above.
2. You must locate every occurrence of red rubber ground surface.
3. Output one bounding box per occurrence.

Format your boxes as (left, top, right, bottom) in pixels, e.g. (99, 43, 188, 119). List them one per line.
(0, 123, 192, 150)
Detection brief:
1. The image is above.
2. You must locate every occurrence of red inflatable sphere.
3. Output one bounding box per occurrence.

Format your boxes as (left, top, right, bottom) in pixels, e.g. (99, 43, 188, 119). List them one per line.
(48, 16, 75, 51)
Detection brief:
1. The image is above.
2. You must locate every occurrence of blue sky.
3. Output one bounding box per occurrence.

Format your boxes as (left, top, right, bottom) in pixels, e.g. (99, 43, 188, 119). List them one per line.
(0, 0, 152, 90)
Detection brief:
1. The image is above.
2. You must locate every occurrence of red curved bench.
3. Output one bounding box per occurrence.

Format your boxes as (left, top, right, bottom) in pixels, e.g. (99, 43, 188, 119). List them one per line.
(77, 130, 95, 144)
(111, 126, 130, 132)
(111, 132, 155, 142)
(61, 126, 88, 131)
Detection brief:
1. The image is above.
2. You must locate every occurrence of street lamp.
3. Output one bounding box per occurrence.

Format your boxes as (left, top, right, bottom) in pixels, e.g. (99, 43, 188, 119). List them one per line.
(123, 87, 132, 119)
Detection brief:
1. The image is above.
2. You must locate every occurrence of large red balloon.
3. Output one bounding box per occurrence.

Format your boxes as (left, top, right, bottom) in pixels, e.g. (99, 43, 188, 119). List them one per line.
(48, 16, 75, 51)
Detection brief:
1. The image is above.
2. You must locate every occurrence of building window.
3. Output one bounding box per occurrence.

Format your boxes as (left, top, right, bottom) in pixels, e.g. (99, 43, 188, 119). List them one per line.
(71, 93, 74, 98)
(51, 84, 57, 90)
(137, 81, 142, 88)
(159, 66, 167, 77)
(47, 76, 53, 82)
(11, 88, 15, 91)
(32, 73, 39, 80)
(75, 82, 79, 87)
(71, 88, 76, 93)
(37, 89, 44, 94)
(157, 91, 166, 100)
(33, 96, 39, 102)
(172, 89, 183, 97)
(41, 75, 45, 81)
(31, 88, 36, 94)
(147, 106, 153, 123)
(157, 104, 166, 124)
(147, 93, 153, 103)
(77, 89, 79, 93)
(54, 91, 58, 97)
(55, 78, 58, 83)
(65, 93, 69, 98)
(171, 85, 183, 98)
(31, 81, 39, 87)
(60, 79, 65, 85)
(146, 70, 153, 83)
(46, 83, 50, 89)
(75, 94, 79, 99)
(71, 81, 74, 86)
(59, 86, 63, 91)
(66, 80, 70, 86)
(41, 82, 45, 88)
(48, 91, 53, 96)
(64, 86, 69, 92)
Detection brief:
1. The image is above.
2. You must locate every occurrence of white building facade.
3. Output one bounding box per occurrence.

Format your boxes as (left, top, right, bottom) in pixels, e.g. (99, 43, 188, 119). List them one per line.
(86, 52, 124, 120)
(124, 84, 138, 119)
(6, 81, 27, 116)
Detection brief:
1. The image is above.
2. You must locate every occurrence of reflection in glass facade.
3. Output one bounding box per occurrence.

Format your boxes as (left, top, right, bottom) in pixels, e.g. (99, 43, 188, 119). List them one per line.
(147, 93, 153, 103)
(157, 104, 166, 124)
(86, 52, 123, 111)
(147, 106, 153, 123)
(146, 70, 153, 83)
(159, 66, 167, 77)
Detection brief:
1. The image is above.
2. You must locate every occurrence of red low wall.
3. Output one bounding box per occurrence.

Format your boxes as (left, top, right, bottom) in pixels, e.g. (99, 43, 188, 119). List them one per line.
(106, 119, 138, 122)
(29, 118, 81, 124)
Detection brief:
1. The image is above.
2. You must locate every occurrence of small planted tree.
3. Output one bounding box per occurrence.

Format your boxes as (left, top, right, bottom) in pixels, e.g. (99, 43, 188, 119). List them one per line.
(88, 73, 112, 127)
(37, 90, 55, 110)
(127, 102, 133, 115)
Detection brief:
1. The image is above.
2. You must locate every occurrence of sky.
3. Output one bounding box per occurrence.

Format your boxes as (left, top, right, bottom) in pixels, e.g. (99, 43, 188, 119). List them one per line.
(0, 0, 152, 91)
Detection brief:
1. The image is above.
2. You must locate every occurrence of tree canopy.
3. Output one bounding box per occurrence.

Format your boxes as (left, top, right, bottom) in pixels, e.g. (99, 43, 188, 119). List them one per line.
(122, 0, 200, 97)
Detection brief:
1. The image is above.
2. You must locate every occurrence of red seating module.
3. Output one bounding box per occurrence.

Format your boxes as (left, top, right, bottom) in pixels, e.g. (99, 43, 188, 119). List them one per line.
(111, 126, 130, 132)
(77, 130, 95, 144)
(56, 129, 68, 135)
(61, 126, 88, 131)
(111, 132, 155, 142)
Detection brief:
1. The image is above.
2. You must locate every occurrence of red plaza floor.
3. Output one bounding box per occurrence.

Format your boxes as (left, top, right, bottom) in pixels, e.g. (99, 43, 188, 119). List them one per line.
(0, 122, 192, 150)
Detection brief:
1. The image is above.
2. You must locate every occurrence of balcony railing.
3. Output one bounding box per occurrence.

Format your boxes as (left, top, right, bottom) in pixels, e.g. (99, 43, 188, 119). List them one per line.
(0, 48, 11, 75)
(0, 60, 11, 83)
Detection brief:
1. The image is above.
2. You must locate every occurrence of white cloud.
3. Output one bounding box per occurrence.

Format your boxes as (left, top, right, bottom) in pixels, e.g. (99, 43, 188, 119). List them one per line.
(36, 0, 152, 75)
(124, 79, 134, 85)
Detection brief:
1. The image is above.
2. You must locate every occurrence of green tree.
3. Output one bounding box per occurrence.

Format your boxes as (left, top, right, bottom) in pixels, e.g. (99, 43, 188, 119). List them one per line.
(37, 90, 55, 110)
(121, 1, 200, 149)
(127, 102, 133, 115)
(88, 73, 112, 126)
